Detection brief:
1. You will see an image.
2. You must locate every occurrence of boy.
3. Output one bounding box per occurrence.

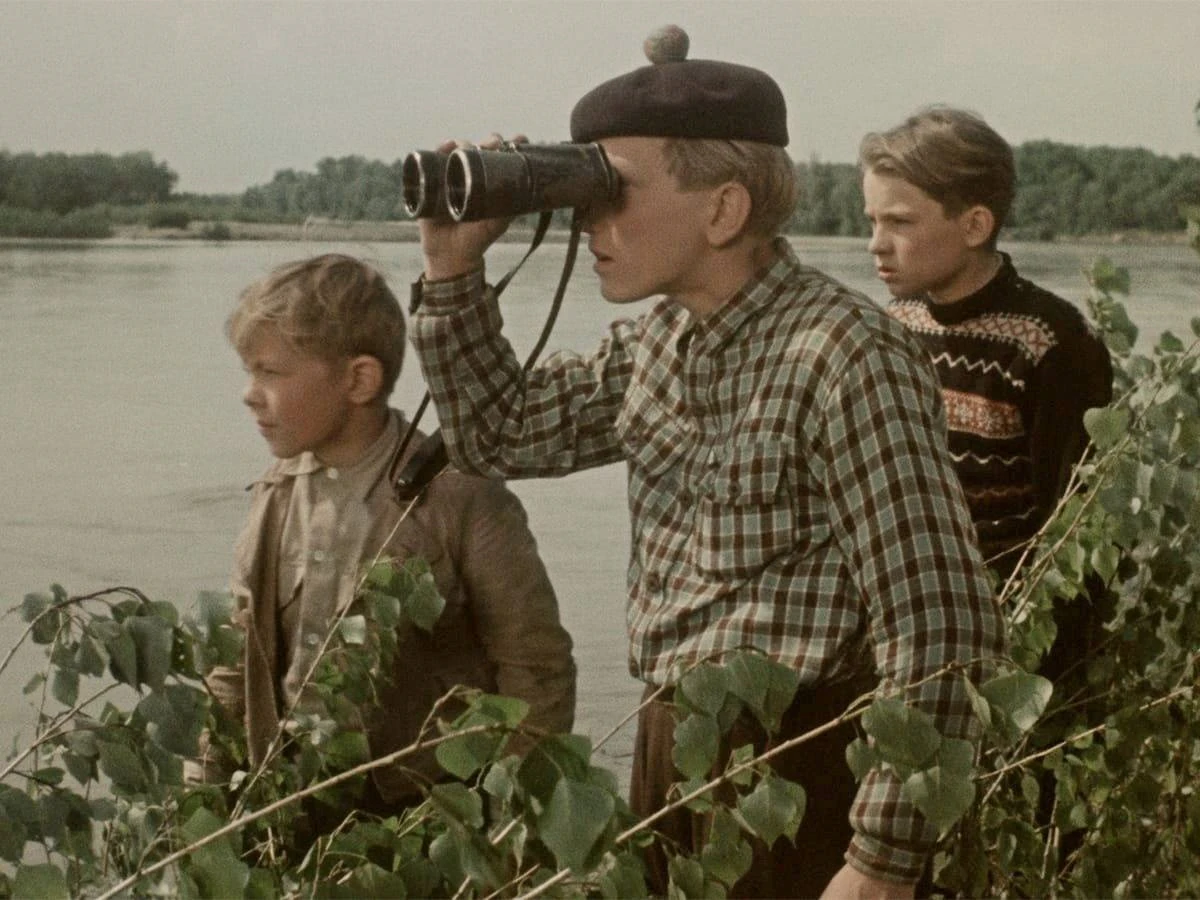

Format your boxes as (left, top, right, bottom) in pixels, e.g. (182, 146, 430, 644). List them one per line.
(204, 253, 575, 824)
(409, 28, 1005, 899)
(860, 106, 1114, 583)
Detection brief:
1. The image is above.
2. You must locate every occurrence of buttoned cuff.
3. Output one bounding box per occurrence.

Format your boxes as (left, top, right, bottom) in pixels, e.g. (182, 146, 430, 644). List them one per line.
(413, 265, 486, 313)
(846, 832, 927, 885)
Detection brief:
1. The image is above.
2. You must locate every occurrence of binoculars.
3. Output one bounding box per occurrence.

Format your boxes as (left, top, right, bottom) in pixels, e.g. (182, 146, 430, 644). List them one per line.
(402, 142, 620, 222)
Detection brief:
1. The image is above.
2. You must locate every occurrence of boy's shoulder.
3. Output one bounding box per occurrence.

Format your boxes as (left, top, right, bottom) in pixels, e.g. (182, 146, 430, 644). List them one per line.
(995, 262, 1105, 346)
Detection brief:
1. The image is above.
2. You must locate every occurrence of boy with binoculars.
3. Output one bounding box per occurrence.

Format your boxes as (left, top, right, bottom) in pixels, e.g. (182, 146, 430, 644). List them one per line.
(409, 26, 1006, 899)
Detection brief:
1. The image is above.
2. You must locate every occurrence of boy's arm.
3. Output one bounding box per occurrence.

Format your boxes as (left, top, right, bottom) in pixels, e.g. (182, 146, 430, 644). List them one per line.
(454, 477, 576, 744)
(410, 267, 632, 478)
(187, 594, 248, 784)
(820, 332, 1006, 884)
(1029, 331, 1115, 514)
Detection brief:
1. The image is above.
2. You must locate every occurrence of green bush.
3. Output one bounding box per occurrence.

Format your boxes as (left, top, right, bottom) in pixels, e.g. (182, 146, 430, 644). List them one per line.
(146, 206, 193, 230)
(201, 222, 232, 241)
(0, 205, 112, 239)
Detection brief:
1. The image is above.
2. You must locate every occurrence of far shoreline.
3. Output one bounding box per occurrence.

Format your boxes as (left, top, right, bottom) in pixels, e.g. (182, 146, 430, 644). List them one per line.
(1, 219, 1192, 248)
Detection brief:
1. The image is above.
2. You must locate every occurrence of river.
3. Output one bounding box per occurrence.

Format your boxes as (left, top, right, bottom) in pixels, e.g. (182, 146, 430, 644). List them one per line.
(1, 235, 1196, 784)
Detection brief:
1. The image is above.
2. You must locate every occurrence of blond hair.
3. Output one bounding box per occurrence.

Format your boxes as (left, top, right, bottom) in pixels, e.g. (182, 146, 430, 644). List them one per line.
(859, 105, 1015, 247)
(662, 138, 798, 239)
(226, 254, 406, 397)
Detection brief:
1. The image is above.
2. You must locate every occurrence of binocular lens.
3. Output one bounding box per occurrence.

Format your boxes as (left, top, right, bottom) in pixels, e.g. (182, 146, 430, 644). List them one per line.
(402, 143, 619, 223)
(401, 150, 447, 219)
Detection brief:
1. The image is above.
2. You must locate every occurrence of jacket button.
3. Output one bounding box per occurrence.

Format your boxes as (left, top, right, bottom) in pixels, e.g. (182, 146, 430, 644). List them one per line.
(645, 572, 663, 593)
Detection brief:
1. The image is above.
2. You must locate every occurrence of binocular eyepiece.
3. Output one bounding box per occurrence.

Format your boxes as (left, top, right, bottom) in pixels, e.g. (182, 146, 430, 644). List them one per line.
(402, 142, 620, 222)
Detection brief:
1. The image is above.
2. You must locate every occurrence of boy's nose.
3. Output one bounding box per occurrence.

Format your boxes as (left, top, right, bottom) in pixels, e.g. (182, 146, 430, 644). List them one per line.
(242, 381, 262, 409)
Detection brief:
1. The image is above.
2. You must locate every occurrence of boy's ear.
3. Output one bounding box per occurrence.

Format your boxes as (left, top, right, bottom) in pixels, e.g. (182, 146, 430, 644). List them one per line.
(706, 181, 753, 248)
(345, 354, 385, 405)
(960, 204, 995, 249)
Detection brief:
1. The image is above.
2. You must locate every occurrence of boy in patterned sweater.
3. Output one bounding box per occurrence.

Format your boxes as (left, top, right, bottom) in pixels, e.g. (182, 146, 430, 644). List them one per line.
(860, 106, 1113, 583)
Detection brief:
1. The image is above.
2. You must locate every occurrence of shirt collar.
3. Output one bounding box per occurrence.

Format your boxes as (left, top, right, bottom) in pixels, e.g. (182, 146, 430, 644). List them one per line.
(682, 237, 799, 354)
(255, 410, 402, 502)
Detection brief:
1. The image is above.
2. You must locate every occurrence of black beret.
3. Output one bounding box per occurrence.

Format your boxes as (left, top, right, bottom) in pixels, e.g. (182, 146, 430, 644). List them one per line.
(570, 25, 788, 147)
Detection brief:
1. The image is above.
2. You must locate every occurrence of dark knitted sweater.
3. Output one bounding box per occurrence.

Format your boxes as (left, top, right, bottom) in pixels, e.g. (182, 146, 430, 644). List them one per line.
(888, 254, 1114, 576)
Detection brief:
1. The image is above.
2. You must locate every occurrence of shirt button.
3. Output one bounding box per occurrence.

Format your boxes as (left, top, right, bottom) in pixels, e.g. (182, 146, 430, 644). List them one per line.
(312, 549, 326, 563)
(304, 632, 320, 648)
(644, 572, 663, 593)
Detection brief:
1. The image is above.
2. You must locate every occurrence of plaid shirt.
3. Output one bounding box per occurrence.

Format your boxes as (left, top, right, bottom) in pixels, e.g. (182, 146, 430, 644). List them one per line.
(411, 239, 1006, 881)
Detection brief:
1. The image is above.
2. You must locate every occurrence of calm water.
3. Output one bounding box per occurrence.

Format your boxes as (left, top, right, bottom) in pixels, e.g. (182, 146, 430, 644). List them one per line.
(1, 235, 1196, 783)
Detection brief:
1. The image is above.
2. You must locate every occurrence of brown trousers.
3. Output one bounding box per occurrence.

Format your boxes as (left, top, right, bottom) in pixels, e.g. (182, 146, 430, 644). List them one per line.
(630, 676, 871, 899)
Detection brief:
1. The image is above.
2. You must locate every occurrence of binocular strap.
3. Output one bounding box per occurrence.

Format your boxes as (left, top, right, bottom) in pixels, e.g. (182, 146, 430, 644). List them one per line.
(390, 211, 582, 504)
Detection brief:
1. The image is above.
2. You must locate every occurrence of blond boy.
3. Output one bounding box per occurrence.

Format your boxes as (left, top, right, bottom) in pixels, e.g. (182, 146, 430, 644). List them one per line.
(207, 254, 575, 819)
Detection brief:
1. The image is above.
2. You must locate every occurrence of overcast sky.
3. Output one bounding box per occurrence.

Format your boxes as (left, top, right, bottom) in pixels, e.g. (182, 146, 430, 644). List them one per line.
(1, 0, 1197, 194)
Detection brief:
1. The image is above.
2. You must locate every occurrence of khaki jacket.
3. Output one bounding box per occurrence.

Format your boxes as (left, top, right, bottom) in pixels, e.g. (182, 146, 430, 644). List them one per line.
(206, 416, 576, 803)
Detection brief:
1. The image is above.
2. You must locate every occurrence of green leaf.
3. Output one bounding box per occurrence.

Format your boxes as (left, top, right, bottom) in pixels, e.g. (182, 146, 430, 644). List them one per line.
(845, 737, 880, 781)
(726, 652, 800, 734)
(861, 698, 941, 772)
(23, 592, 63, 645)
(672, 712, 720, 780)
(435, 694, 527, 779)
(668, 855, 707, 898)
(979, 670, 1053, 734)
(735, 773, 806, 848)
(11, 864, 70, 900)
(51, 667, 79, 708)
(335, 862, 410, 899)
(483, 758, 516, 802)
(435, 729, 501, 780)
(104, 627, 139, 687)
(1090, 256, 1130, 295)
(97, 740, 147, 793)
(903, 738, 977, 835)
(31, 767, 64, 787)
(128, 615, 174, 691)
(700, 807, 754, 888)
(405, 568, 446, 633)
(0, 786, 35, 863)
(677, 663, 731, 717)
(428, 830, 466, 888)
(429, 782, 484, 829)
(338, 614, 367, 645)
(180, 807, 250, 899)
(905, 767, 975, 837)
(538, 778, 616, 871)
(600, 851, 649, 899)
(516, 733, 592, 801)
(1084, 406, 1130, 452)
(190, 590, 242, 669)
(74, 633, 106, 677)
(137, 684, 207, 756)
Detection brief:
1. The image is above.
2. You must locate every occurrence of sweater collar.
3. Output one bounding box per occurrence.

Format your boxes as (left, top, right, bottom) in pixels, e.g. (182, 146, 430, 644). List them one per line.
(921, 252, 1017, 326)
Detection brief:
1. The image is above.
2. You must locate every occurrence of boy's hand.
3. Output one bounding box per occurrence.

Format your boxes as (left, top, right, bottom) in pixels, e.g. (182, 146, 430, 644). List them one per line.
(820, 864, 915, 900)
(419, 133, 524, 281)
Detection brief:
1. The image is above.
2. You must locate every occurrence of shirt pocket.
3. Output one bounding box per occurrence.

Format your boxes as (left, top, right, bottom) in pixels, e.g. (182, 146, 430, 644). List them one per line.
(692, 439, 795, 579)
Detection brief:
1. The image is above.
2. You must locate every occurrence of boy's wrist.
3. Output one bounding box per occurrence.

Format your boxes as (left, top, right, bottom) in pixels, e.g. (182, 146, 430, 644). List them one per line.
(413, 266, 486, 312)
(422, 254, 484, 282)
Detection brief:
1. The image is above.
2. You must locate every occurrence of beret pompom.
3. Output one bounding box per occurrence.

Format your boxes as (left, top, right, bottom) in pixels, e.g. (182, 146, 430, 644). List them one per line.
(643, 25, 689, 64)
(570, 25, 788, 147)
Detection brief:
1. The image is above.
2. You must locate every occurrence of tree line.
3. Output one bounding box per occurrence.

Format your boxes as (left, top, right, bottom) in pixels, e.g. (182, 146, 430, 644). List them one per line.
(3, 143, 1199, 239)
